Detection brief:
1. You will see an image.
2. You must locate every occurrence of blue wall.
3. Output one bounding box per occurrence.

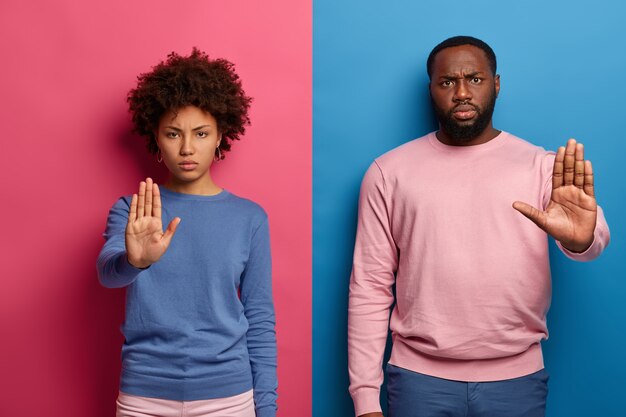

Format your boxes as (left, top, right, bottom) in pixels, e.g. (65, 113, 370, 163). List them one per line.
(313, 1, 625, 416)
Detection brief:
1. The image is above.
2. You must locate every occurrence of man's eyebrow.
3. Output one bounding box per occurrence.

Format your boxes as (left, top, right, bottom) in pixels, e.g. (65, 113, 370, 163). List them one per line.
(439, 71, 485, 79)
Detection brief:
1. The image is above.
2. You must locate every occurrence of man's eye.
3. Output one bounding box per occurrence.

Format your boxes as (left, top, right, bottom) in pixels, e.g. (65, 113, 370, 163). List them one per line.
(470, 77, 482, 84)
(442, 80, 453, 87)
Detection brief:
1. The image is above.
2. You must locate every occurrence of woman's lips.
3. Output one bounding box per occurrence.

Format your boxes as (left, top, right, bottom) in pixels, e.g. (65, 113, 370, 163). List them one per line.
(178, 161, 198, 170)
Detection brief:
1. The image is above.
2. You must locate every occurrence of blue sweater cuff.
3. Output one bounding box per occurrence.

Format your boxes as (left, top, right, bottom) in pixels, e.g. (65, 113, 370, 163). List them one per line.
(256, 406, 277, 417)
(119, 254, 145, 272)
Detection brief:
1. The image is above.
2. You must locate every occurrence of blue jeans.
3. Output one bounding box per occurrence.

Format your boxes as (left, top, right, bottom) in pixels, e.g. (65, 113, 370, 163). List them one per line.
(387, 364, 549, 417)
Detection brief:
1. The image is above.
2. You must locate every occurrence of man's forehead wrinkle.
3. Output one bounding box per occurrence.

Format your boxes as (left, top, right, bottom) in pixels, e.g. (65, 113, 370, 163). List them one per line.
(439, 69, 484, 79)
(434, 57, 487, 70)
(433, 46, 491, 75)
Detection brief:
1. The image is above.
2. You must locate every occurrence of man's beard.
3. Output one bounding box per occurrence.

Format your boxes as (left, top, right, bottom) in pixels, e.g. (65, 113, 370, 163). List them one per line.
(432, 89, 497, 144)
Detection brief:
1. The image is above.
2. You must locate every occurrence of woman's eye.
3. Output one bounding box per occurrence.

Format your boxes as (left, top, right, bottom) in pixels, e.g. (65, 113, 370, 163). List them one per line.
(197, 131, 208, 138)
(166, 132, 179, 138)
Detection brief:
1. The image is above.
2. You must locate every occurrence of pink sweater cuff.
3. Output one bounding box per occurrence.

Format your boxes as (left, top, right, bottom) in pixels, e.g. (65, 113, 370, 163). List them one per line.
(351, 387, 382, 416)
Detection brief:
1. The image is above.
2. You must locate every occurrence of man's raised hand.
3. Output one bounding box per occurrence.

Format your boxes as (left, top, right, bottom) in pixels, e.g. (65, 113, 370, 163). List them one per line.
(513, 139, 597, 253)
(126, 178, 181, 268)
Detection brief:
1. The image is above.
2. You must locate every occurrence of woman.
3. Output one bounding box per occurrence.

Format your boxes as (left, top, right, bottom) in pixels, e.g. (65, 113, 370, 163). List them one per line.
(97, 49, 277, 417)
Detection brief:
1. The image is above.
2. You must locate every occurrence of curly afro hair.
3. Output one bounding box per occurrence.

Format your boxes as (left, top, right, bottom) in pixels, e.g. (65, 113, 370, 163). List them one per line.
(127, 48, 252, 159)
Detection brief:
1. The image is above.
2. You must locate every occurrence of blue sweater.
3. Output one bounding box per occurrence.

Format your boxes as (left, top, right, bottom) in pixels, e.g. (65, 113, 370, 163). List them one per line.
(97, 188, 277, 417)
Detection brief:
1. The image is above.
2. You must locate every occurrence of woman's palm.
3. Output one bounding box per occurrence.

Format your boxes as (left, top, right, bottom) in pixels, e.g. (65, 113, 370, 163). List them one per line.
(125, 178, 180, 269)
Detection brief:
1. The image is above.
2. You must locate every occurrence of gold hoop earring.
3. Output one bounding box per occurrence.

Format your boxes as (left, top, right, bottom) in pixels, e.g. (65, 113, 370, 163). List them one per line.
(157, 150, 163, 163)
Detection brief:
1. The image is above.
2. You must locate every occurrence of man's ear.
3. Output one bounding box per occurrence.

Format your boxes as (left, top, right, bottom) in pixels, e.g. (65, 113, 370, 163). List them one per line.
(495, 74, 500, 98)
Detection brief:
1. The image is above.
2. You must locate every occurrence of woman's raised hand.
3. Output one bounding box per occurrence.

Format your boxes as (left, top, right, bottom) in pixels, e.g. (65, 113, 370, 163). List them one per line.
(125, 178, 181, 268)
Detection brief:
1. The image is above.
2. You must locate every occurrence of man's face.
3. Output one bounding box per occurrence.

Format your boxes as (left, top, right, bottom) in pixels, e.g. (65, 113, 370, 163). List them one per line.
(429, 45, 500, 144)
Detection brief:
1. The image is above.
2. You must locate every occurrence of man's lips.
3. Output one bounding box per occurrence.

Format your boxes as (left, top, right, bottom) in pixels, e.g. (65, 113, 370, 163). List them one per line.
(452, 105, 478, 120)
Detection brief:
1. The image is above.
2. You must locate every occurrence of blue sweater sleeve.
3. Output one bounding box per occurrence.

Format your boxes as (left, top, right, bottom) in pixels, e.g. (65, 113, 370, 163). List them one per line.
(97, 197, 145, 288)
(240, 216, 278, 417)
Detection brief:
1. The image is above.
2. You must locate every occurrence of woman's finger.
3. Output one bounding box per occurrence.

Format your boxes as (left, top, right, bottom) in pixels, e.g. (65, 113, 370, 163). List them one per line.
(137, 181, 146, 219)
(129, 194, 138, 223)
(153, 183, 162, 220)
(145, 178, 153, 217)
(162, 217, 181, 248)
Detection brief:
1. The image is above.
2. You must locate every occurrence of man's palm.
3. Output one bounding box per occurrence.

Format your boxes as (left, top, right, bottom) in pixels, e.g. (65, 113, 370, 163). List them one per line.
(513, 139, 597, 253)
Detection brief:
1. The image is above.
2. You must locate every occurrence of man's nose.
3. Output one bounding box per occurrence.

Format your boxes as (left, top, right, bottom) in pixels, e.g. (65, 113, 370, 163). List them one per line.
(454, 80, 472, 101)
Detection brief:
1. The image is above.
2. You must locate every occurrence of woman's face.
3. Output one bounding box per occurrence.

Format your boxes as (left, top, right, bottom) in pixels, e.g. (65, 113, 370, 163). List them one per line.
(156, 105, 221, 189)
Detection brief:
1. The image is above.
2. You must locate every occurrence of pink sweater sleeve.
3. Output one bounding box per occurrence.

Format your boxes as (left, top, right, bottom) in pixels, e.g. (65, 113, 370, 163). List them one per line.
(348, 162, 398, 416)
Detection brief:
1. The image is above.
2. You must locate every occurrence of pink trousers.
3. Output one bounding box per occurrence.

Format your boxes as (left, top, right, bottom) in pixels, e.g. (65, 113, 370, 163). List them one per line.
(116, 389, 256, 417)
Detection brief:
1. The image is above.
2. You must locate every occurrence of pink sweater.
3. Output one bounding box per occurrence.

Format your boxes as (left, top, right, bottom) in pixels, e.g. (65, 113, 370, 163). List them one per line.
(347, 131, 610, 416)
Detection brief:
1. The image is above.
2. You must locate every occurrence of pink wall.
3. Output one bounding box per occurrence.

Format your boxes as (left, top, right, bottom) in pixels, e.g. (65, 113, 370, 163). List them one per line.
(0, 1, 311, 416)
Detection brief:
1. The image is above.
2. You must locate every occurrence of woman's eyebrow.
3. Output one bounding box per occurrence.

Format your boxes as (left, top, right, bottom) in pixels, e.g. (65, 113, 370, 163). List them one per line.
(164, 125, 212, 130)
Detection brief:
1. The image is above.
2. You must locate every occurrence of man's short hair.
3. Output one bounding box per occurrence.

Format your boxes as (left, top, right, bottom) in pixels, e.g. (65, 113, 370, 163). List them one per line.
(427, 36, 497, 79)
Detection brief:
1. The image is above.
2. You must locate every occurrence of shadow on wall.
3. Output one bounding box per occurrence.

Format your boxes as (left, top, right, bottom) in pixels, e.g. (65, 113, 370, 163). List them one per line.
(28, 237, 126, 417)
(117, 117, 170, 186)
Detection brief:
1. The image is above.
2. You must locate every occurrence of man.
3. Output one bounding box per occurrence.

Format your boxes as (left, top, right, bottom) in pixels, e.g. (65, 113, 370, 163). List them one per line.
(347, 36, 610, 417)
